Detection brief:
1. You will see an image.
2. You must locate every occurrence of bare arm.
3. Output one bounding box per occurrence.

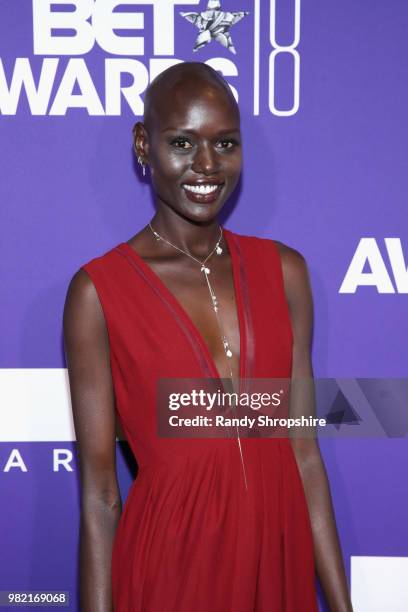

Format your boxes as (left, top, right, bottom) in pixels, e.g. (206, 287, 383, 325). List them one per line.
(63, 269, 122, 612)
(278, 243, 353, 612)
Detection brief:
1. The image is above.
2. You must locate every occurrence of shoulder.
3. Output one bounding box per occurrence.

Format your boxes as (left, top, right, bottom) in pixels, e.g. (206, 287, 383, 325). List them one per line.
(227, 230, 308, 275)
(65, 267, 96, 307)
(80, 242, 123, 275)
(226, 229, 281, 258)
(273, 241, 313, 317)
(228, 230, 311, 306)
(68, 242, 126, 300)
(63, 268, 103, 338)
(63, 243, 120, 326)
(273, 240, 309, 284)
(66, 246, 115, 300)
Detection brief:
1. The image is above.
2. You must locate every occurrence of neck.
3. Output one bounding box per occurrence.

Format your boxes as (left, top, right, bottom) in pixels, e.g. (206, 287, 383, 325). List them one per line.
(149, 210, 222, 257)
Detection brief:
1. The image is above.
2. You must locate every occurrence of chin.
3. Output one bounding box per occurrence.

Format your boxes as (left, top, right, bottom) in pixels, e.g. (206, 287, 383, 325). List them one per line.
(155, 190, 227, 225)
(180, 202, 224, 224)
(163, 198, 221, 224)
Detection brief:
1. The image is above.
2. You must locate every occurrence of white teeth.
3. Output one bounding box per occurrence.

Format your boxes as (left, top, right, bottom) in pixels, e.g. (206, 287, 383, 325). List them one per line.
(183, 184, 220, 194)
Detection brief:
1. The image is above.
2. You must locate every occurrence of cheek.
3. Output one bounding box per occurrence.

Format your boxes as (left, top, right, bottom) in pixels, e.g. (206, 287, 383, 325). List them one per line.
(152, 151, 190, 181)
(224, 152, 242, 178)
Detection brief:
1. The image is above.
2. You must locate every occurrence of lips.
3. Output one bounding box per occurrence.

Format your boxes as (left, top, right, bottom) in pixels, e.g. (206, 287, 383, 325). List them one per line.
(181, 181, 224, 203)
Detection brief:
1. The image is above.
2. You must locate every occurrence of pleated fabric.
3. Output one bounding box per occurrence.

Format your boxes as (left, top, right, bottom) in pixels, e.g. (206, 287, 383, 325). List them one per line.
(81, 229, 318, 612)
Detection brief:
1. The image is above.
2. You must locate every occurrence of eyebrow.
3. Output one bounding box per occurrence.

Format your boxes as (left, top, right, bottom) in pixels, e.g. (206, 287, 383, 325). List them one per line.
(161, 127, 240, 135)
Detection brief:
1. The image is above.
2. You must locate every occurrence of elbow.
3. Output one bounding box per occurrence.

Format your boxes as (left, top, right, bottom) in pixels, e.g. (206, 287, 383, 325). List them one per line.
(81, 489, 122, 515)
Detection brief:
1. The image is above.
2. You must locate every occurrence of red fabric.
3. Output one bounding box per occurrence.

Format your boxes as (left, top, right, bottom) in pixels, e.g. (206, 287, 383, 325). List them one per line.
(81, 229, 318, 612)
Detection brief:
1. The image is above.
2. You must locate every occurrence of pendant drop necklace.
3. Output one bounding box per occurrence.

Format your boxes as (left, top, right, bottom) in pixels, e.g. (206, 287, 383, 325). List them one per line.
(148, 221, 248, 491)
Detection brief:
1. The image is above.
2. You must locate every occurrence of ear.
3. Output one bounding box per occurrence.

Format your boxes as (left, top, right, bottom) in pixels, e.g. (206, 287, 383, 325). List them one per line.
(132, 122, 149, 162)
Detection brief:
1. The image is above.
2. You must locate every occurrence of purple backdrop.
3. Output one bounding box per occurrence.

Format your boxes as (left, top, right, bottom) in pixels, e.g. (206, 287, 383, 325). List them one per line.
(1, 1, 407, 610)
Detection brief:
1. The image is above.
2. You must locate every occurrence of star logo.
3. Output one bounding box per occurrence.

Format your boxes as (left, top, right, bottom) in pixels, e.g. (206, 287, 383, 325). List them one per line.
(180, 0, 249, 55)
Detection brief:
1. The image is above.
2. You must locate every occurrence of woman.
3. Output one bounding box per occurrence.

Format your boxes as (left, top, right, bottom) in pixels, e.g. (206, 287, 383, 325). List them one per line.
(63, 62, 353, 611)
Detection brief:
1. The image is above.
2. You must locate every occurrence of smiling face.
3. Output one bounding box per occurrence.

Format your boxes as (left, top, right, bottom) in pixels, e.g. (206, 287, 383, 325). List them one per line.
(134, 66, 242, 225)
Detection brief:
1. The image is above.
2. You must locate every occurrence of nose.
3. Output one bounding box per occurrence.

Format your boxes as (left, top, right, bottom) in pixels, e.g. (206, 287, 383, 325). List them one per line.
(191, 142, 220, 175)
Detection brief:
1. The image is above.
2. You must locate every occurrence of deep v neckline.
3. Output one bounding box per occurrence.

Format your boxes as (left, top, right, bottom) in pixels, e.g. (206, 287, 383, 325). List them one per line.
(116, 228, 247, 381)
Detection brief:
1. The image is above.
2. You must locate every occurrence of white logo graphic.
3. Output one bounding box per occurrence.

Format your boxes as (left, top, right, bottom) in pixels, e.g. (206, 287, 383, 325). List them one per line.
(180, 0, 249, 54)
(339, 238, 408, 294)
(0, 0, 302, 116)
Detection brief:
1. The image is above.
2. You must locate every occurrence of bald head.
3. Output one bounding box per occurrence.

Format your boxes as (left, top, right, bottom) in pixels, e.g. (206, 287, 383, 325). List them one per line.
(143, 62, 239, 132)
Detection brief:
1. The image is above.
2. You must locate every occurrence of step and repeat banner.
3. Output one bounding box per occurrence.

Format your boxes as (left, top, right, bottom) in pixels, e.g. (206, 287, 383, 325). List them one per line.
(1, 1, 407, 610)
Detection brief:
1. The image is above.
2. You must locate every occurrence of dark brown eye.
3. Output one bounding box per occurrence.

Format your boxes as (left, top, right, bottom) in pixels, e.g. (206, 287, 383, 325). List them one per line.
(217, 139, 239, 149)
(170, 137, 193, 149)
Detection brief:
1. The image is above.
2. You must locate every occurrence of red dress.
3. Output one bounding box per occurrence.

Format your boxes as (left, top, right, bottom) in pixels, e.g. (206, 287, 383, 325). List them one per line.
(81, 229, 318, 612)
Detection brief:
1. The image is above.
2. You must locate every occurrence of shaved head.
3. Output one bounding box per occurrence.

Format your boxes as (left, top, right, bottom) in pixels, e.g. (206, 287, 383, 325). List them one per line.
(143, 62, 239, 132)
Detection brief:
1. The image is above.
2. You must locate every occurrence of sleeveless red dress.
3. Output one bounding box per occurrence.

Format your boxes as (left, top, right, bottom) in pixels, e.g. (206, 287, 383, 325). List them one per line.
(81, 229, 318, 612)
